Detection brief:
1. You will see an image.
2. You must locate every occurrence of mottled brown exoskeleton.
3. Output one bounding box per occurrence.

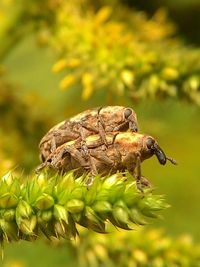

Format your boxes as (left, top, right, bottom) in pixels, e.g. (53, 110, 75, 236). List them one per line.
(41, 132, 176, 191)
(39, 106, 138, 163)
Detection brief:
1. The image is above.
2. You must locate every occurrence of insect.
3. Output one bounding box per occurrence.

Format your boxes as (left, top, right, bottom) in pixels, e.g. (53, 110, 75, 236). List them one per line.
(39, 106, 138, 162)
(39, 132, 176, 191)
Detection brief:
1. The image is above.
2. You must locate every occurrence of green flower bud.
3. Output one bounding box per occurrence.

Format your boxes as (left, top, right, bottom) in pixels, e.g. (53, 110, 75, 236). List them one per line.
(102, 174, 120, 188)
(129, 209, 147, 225)
(54, 221, 68, 238)
(55, 172, 75, 196)
(9, 179, 21, 197)
(36, 174, 48, 188)
(108, 183, 126, 204)
(66, 199, 84, 213)
(139, 196, 169, 212)
(112, 206, 129, 224)
(24, 180, 42, 203)
(123, 189, 141, 207)
(16, 200, 33, 219)
(93, 201, 112, 213)
(19, 215, 37, 235)
(85, 181, 99, 205)
(54, 204, 68, 223)
(0, 193, 18, 209)
(54, 174, 78, 204)
(37, 210, 52, 223)
(84, 206, 105, 232)
(0, 180, 8, 195)
(56, 190, 69, 205)
(95, 189, 109, 201)
(140, 209, 160, 218)
(3, 209, 15, 222)
(71, 213, 82, 223)
(34, 193, 54, 210)
(1, 172, 13, 186)
(0, 219, 18, 242)
(114, 199, 127, 208)
(71, 187, 85, 200)
(85, 206, 99, 223)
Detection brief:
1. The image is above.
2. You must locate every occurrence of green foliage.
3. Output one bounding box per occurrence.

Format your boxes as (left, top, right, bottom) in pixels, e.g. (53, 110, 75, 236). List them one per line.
(0, 81, 52, 172)
(1, 0, 200, 105)
(0, 0, 59, 60)
(0, 171, 168, 245)
(51, 2, 200, 105)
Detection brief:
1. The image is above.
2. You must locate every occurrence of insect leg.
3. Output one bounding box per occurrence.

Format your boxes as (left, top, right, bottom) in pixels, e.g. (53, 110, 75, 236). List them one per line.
(35, 162, 47, 173)
(60, 145, 98, 187)
(85, 157, 98, 188)
(90, 150, 114, 165)
(134, 153, 151, 192)
(35, 159, 52, 173)
(97, 108, 108, 147)
(140, 176, 151, 188)
(85, 149, 115, 188)
(79, 107, 103, 133)
(79, 107, 108, 148)
(61, 145, 88, 167)
(79, 107, 107, 147)
(113, 121, 129, 131)
(78, 121, 107, 181)
(79, 122, 99, 133)
(49, 129, 80, 153)
(134, 153, 143, 192)
(50, 137, 57, 152)
(79, 124, 90, 160)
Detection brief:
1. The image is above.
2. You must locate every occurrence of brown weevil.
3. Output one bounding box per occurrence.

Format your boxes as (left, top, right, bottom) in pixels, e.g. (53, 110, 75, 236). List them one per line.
(39, 132, 176, 191)
(39, 106, 138, 162)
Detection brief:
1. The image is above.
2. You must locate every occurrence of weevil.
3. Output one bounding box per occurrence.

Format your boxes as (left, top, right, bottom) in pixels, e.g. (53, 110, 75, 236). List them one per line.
(39, 132, 176, 191)
(39, 106, 138, 162)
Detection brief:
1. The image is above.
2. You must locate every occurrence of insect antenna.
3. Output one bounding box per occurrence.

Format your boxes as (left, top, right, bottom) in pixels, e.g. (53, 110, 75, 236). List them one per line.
(166, 157, 177, 165)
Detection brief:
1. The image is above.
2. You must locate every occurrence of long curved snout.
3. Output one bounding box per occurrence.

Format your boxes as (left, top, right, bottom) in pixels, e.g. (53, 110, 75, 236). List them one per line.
(152, 143, 177, 166)
(152, 143, 167, 165)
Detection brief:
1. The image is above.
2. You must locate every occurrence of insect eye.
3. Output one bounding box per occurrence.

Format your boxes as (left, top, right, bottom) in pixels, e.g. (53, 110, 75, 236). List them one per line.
(146, 138, 155, 149)
(124, 108, 133, 119)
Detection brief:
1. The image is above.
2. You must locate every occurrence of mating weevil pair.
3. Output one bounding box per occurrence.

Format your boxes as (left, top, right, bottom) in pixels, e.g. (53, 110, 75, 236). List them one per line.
(37, 106, 176, 191)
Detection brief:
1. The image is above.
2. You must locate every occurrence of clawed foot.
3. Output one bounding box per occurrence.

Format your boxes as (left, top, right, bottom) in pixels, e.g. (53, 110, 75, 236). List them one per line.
(136, 176, 152, 192)
(85, 175, 94, 189)
(35, 162, 47, 173)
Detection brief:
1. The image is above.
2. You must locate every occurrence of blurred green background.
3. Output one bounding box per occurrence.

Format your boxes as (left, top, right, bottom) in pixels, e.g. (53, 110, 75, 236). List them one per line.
(1, 0, 200, 266)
